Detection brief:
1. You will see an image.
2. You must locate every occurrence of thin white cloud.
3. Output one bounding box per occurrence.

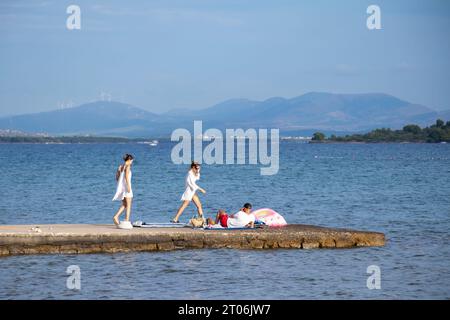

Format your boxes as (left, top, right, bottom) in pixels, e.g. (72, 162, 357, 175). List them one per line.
(393, 61, 415, 72)
(334, 64, 359, 76)
(90, 4, 244, 27)
(0, 1, 55, 31)
(0, 1, 52, 10)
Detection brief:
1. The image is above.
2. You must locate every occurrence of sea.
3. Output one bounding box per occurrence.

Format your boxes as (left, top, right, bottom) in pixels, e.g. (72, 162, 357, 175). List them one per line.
(0, 141, 449, 299)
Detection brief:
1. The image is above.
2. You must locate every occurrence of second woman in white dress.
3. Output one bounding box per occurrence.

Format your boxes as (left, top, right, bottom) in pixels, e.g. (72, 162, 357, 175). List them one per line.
(171, 161, 206, 223)
(112, 154, 134, 228)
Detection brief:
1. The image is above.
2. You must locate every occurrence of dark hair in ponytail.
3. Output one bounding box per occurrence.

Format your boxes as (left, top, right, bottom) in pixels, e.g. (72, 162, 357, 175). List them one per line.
(123, 154, 134, 162)
(190, 161, 200, 169)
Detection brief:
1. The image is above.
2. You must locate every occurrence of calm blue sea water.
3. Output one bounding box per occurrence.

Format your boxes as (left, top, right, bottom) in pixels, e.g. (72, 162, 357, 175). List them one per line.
(0, 142, 449, 299)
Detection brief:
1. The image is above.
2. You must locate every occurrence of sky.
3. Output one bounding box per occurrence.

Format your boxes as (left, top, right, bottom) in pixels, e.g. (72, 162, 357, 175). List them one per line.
(0, 0, 449, 116)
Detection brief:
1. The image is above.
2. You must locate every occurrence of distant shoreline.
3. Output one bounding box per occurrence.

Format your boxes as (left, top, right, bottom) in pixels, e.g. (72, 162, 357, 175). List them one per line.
(0, 136, 140, 144)
(308, 140, 447, 144)
(1, 137, 448, 144)
(1, 119, 449, 144)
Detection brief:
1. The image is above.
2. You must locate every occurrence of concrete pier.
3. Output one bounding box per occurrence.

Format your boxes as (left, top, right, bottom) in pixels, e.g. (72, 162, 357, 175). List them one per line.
(0, 224, 385, 257)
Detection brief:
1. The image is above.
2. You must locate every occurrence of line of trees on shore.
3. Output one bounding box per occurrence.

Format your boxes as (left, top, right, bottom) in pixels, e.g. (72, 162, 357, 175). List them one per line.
(312, 119, 450, 143)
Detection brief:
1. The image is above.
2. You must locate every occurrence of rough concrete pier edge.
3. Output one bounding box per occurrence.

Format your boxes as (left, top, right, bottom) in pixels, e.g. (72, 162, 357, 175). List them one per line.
(0, 224, 385, 257)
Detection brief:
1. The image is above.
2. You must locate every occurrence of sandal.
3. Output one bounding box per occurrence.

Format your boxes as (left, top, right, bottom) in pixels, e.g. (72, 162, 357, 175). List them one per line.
(170, 219, 179, 223)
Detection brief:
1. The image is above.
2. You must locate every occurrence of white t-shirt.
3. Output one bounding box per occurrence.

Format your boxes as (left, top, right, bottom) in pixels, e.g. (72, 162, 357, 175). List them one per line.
(227, 210, 255, 228)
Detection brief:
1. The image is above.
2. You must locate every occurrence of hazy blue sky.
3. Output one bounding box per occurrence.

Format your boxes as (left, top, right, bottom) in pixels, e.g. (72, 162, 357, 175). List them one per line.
(0, 0, 449, 116)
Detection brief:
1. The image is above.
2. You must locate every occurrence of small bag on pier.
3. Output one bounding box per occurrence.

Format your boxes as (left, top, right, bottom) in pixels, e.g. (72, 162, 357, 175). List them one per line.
(189, 216, 205, 228)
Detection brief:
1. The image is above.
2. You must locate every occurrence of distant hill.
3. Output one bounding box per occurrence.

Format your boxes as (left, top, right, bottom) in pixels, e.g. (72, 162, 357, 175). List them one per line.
(0, 93, 448, 137)
(0, 101, 169, 137)
(185, 92, 441, 131)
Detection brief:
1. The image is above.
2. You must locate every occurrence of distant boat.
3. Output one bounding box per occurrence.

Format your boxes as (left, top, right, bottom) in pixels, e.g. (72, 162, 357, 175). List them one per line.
(137, 140, 158, 146)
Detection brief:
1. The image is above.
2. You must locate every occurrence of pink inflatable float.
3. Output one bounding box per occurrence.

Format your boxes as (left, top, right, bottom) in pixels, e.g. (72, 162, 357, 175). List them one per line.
(252, 208, 287, 227)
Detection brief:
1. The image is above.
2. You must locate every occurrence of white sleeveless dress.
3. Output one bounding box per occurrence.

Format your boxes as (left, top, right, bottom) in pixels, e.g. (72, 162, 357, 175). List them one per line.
(112, 166, 133, 201)
(180, 170, 200, 201)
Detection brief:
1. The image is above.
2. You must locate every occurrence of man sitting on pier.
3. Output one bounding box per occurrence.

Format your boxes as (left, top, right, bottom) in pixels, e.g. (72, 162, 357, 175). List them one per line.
(207, 203, 255, 228)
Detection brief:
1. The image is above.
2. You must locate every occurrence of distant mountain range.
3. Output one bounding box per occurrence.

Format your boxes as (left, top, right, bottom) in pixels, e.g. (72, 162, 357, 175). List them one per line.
(0, 92, 448, 138)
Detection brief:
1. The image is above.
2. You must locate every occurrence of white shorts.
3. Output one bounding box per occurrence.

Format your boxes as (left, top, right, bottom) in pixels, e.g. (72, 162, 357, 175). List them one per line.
(124, 191, 133, 198)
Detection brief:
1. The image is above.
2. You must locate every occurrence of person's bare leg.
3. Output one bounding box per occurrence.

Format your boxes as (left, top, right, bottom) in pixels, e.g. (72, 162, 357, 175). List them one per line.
(113, 199, 126, 226)
(173, 200, 190, 222)
(215, 212, 221, 224)
(125, 197, 132, 221)
(192, 194, 203, 217)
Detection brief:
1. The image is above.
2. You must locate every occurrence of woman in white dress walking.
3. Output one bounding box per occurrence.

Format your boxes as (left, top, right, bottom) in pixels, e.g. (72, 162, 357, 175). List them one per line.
(171, 161, 206, 223)
(112, 154, 134, 227)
